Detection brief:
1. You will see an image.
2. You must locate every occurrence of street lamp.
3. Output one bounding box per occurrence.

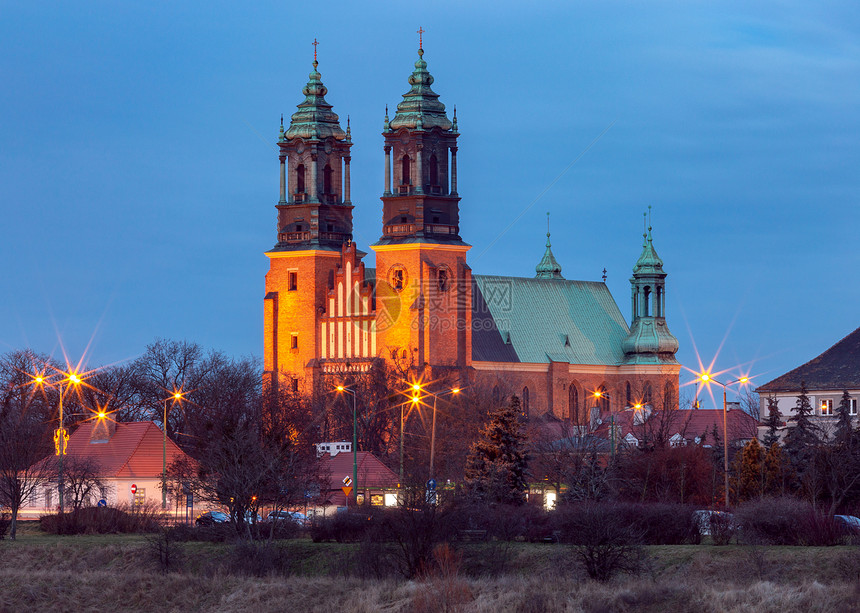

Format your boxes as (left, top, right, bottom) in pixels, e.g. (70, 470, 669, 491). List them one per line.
(335, 385, 358, 504)
(35, 370, 82, 513)
(163, 390, 183, 510)
(592, 390, 617, 458)
(410, 383, 460, 483)
(697, 373, 749, 508)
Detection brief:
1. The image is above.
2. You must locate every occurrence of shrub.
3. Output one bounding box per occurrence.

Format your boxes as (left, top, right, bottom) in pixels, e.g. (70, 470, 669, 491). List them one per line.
(145, 527, 185, 574)
(40, 503, 164, 534)
(735, 497, 841, 546)
(557, 503, 645, 582)
(228, 541, 296, 576)
(709, 512, 736, 546)
(167, 522, 235, 543)
(557, 502, 699, 546)
(309, 510, 377, 543)
(0, 512, 9, 540)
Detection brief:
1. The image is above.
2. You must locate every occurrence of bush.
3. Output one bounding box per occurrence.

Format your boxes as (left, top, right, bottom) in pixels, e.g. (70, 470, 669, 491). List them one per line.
(145, 527, 185, 574)
(556, 502, 699, 546)
(228, 541, 296, 576)
(556, 503, 645, 582)
(40, 503, 163, 534)
(309, 510, 377, 543)
(735, 497, 842, 546)
(167, 522, 235, 543)
(0, 512, 9, 540)
(709, 512, 736, 546)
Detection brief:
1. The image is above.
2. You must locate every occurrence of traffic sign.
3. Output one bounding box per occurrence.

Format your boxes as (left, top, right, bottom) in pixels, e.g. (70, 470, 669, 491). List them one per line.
(97, 499, 107, 507)
(341, 486, 353, 498)
(131, 484, 137, 495)
(343, 476, 352, 487)
(427, 479, 437, 491)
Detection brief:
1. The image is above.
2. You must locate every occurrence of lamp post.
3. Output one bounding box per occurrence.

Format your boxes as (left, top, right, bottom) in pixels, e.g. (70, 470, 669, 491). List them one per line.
(592, 390, 615, 458)
(335, 386, 358, 503)
(36, 371, 82, 514)
(162, 390, 183, 510)
(697, 373, 749, 509)
(410, 384, 460, 482)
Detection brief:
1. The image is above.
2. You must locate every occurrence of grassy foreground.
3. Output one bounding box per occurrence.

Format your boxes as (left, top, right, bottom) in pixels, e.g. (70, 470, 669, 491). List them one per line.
(2, 523, 859, 612)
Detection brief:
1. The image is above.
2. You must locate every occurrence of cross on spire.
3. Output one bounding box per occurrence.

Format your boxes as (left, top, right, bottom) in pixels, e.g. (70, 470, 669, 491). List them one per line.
(417, 26, 425, 49)
(602, 268, 607, 283)
(312, 38, 319, 62)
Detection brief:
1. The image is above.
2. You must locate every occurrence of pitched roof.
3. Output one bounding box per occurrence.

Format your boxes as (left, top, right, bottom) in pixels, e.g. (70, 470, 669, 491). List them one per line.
(592, 408, 759, 444)
(35, 421, 190, 479)
(319, 451, 399, 489)
(471, 275, 629, 364)
(757, 326, 860, 392)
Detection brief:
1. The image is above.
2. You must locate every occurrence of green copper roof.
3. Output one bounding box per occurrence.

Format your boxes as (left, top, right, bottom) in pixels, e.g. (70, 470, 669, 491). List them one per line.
(535, 231, 564, 279)
(472, 275, 629, 365)
(284, 60, 346, 141)
(633, 226, 664, 275)
(389, 49, 452, 131)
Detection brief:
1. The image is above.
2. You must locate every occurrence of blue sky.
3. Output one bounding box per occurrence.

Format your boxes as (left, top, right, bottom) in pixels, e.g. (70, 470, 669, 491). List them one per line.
(1, 1, 858, 395)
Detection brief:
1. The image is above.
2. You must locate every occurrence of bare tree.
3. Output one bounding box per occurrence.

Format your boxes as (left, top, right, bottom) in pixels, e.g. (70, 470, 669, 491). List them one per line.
(0, 350, 56, 540)
(62, 456, 107, 511)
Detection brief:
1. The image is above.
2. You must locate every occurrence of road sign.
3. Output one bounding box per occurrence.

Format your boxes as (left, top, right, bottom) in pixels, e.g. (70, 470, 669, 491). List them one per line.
(427, 479, 437, 491)
(186, 494, 193, 508)
(343, 476, 352, 487)
(131, 484, 137, 495)
(341, 486, 353, 498)
(97, 499, 107, 508)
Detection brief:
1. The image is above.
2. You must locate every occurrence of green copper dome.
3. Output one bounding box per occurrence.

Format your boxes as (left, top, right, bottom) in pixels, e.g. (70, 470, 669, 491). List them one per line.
(535, 231, 564, 280)
(284, 60, 346, 141)
(389, 49, 453, 131)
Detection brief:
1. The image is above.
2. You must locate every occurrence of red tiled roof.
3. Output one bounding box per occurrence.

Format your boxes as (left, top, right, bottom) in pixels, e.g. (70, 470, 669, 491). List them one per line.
(319, 451, 399, 489)
(590, 408, 758, 444)
(35, 421, 190, 479)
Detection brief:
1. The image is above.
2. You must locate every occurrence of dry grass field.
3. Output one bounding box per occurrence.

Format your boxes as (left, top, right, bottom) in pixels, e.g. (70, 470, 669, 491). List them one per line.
(2, 522, 859, 612)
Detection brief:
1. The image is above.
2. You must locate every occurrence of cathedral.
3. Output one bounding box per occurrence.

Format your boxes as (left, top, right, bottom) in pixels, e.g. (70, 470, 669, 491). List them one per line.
(263, 43, 680, 420)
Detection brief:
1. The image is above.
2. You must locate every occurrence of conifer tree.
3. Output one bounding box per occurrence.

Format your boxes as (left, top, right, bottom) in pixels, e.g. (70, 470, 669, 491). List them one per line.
(763, 442, 789, 496)
(464, 395, 529, 504)
(731, 439, 763, 502)
(835, 389, 854, 449)
(783, 382, 821, 482)
(762, 396, 782, 448)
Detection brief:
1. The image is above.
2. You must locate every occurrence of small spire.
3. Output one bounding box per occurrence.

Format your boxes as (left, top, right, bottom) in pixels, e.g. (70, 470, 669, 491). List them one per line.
(647, 205, 653, 242)
(384, 104, 390, 131)
(346, 115, 351, 139)
(453, 105, 458, 131)
(312, 38, 319, 64)
(417, 26, 425, 50)
(535, 213, 564, 280)
(546, 212, 551, 247)
(280, 113, 284, 128)
(602, 268, 607, 283)
(642, 211, 648, 245)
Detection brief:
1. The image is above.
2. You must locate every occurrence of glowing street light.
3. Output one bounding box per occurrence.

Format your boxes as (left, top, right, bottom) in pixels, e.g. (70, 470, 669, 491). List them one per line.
(335, 385, 358, 504)
(408, 382, 461, 485)
(162, 389, 184, 510)
(696, 372, 750, 508)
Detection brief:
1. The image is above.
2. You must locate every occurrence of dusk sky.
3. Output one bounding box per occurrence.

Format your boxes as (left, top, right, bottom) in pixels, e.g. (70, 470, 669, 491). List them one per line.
(2, 2, 858, 400)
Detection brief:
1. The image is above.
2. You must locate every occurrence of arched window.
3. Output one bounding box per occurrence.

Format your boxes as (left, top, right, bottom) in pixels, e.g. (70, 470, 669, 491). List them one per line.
(401, 155, 411, 185)
(643, 286, 651, 317)
(568, 383, 579, 422)
(644, 382, 653, 405)
(663, 382, 675, 411)
(596, 384, 609, 412)
(296, 164, 306, 193)
(429, 153, 438, 186)
(522, 387, 530, 417)
(323, 163, 333, 195)
(626, 382, 632, 407)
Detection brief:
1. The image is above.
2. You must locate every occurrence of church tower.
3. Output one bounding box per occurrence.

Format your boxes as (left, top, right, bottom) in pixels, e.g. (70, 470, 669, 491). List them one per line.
(264, 53, 355, 390)
(621, 221, 679, 365)
(372, 40, 471, 375)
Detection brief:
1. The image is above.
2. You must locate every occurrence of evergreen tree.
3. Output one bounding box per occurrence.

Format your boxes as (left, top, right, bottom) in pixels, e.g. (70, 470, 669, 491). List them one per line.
(783, 382, 821, 483)
(464, 395, 529, 504)
(763, 442, 790, 496)
(762, 396, 782, 448)
(835, 389, 854, 449)
(731, 439, 763, 502)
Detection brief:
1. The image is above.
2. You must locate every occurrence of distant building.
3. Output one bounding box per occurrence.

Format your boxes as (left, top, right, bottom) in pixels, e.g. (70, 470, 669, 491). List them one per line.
(23, 420, 194, 517)
(756, 326, 860, 437)
(263, 44, 680, 421)
(315, 447, 400, 513)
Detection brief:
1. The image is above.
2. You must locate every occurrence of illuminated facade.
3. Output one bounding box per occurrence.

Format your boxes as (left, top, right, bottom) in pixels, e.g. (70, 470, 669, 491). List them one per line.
(264, 45, 680, 419)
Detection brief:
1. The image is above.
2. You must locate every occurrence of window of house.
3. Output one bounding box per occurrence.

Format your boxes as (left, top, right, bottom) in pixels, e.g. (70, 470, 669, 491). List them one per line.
(390, 267, 405, 291)
(437, 268, 449, 292)
(288, 271, 298, 291)
(44, 487, 53, 510)
(522, 387, 530, 416)
(291, 334, 298, 350)
(291, 378, 299, 393)
(820, 399, 833, 416)
(327, 224, 334, 232)
(851, 398, 858, 416)
(568, 384, 579, 421)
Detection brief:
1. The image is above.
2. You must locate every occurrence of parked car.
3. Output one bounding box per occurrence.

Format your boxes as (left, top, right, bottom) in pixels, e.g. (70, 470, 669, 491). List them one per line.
(834, 515, 860, 535)
(267, 510, 308, 526)
(195, 511, 229, 526)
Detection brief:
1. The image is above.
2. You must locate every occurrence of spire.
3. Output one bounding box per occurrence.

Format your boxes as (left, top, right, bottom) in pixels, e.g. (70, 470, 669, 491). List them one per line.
(390, 42, 452, 131)
(284, 45, 346, 141)
(346, 115, 351, 141)
(383, 104, 390, 131)
(452, 105, 458, 132)
(535, 212, 564, 279)
(633, 207, 664, 274)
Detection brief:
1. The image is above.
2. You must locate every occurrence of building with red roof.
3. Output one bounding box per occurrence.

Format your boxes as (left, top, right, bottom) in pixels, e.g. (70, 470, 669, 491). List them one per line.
(315, 444, 400, 512)
(23, 419, 194, 516)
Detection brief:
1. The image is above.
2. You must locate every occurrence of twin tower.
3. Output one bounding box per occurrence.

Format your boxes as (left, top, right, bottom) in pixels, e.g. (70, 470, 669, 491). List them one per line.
(264, 46, 470, 390)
